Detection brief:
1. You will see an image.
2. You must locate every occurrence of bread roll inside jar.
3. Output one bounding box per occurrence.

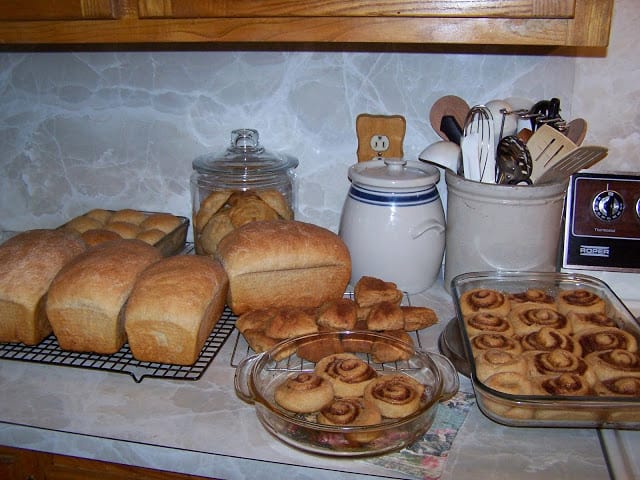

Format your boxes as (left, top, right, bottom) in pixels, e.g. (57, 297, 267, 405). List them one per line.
(190, 129, 298, 255)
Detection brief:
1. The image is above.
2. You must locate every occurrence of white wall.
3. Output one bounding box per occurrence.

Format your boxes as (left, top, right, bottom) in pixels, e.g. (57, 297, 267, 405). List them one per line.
(0, 0, 637, 234)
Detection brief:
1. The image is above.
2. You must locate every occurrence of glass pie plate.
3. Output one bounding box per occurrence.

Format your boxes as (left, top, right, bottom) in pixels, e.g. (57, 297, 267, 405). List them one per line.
(450, 271, 640, 429)
(234, 330, 459, 457)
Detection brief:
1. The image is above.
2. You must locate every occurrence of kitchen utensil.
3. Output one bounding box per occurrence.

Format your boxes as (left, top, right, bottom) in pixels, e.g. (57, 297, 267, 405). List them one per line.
(418, 140, 462, 173)
(460, 132, 481, 181)
(528, 97, 565, 131)
(485, 99, 517, 145)
(234, 330, 459, 457)
(565, 118, 588, 146)
(527, 124, 577, 182)
(339, 158, 445, 293)
(430, 95, 470, 142)
(495, 136, 532, 185)
(535, 145, 608, 184)
(439, 115, 463, 145)
(463, 105, 495, 183)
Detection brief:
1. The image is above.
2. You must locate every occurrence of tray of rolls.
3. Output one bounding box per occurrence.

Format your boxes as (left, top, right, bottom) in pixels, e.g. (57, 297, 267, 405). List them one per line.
(450, 271, 640, 429)
(61, 208, 189, 256)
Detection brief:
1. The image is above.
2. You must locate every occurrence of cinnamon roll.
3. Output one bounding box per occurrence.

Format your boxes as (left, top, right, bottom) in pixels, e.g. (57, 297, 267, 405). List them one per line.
(520, 327, 582, 357)
(318, 397, 382, 443)
(459, 288, 510, 317)
(509, 307, 570, 336)
(464, 312, 514, 337)
(585, 349, 640, 381)
(567, 311, 618, 335)
(508, 288, 556, 311)
(370, 330, 413, 363)
(274, 372, 334, 413)
(363, 373, 425, 418)
(575, 327, 638, 355)
(557, 289, 606, 316)
(469, 333, 523, 356)
(482, 372, 534, 419)
(532, 373, 592, 396)
(474, 349, 527, 382)
(594, 376, 640, 396)
(524, 349, 596, 386)
(315, 353, 378, 397)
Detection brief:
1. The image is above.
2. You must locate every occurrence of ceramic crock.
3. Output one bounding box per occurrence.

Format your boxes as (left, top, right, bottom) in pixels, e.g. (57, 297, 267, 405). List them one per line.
(339, 158, 445, 293)
(443, 169, 568, 292)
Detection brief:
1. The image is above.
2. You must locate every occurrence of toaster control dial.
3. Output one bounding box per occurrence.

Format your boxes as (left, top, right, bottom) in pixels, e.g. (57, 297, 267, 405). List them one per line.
(592, 190, 624, 221)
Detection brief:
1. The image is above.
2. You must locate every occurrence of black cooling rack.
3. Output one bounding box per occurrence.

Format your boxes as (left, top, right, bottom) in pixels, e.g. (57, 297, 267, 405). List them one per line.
(0, 306, 238, 383)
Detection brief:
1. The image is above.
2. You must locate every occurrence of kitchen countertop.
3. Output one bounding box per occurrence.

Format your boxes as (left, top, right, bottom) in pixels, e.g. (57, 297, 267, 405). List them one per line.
(0, 274, 637, 480)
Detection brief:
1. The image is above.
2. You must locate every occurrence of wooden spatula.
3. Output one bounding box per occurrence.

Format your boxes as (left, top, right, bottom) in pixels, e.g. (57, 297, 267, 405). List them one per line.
(535, 146, 608, 184)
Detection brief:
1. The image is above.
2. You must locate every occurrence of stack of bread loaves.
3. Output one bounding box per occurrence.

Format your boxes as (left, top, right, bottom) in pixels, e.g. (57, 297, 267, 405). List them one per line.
(45, 239, 229, 364)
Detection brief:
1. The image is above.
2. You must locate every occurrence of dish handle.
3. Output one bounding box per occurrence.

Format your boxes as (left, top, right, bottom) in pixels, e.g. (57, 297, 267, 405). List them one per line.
(428, 351, 460, 402)
(234, 353, 261, 404)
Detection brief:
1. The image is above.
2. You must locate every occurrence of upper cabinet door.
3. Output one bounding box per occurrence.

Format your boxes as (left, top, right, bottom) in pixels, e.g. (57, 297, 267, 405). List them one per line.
(0, 0, 117, 20)
(137, 0, 576, 19)
(0, 0, 614, 47)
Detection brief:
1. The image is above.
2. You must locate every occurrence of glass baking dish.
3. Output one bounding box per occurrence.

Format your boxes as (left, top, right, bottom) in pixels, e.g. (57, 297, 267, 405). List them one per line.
(450, 271, 640, 429)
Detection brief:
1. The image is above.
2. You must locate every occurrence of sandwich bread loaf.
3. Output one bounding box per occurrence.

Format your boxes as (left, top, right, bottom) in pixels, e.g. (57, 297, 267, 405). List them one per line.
(0, 229, 86, 345)
(46, 239, 162, 354)
(125, 255, 229, 365)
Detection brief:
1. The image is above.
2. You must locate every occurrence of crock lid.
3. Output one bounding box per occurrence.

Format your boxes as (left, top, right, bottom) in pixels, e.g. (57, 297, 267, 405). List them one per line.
(349, 158, 440, 189)
(192, 129, 299, 176)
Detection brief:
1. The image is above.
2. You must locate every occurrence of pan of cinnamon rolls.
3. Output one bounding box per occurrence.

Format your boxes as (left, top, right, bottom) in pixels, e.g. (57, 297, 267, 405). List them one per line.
(450, 271, 640, 429)
(234, 330, 459, 456)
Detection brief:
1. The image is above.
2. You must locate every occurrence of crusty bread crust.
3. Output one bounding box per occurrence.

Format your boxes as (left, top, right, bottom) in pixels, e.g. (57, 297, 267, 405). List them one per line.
(216, 220, 351, 314)
(46, 239, 161, 354)
(0, 229, 87, 345)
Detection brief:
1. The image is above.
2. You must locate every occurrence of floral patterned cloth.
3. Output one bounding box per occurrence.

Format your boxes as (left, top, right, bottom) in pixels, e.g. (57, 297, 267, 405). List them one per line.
(366, 389, 476, 480)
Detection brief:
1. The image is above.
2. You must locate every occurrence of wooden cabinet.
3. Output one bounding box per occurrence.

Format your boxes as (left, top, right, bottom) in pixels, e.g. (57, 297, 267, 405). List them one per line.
(0, 0, 117, 20)
(0, 0, 614, 47)
(0, 445, 215, 480)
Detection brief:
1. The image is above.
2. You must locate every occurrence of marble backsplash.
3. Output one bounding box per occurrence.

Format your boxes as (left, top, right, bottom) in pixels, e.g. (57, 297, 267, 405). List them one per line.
(0, 0, 638, 236)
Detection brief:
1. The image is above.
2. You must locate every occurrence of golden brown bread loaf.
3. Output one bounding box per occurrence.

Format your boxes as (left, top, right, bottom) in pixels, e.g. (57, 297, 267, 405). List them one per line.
(124, 255, 229, 365)
(0, 229, 87, 345)
(46, 239, 162, 354)
(216, 220, 351, 315)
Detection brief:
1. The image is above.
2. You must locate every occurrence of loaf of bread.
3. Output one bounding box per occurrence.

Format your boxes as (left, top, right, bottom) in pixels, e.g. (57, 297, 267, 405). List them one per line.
(215, 220, 351, 315)
(0, 229, 87, 345)
(124, 255, 229, 365)
(46, 239, 162, 354)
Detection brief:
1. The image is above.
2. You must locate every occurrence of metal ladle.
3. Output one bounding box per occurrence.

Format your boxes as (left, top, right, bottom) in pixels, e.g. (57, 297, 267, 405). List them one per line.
(496, 135, 533, 185)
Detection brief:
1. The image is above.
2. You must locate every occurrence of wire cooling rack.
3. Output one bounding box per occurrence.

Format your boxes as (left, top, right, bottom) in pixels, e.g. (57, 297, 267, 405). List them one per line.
(229, 291, 423, 367)
(0, 306, 237, 383)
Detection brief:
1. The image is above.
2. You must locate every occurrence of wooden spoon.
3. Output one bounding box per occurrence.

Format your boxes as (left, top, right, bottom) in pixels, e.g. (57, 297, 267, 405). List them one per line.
(564, 118, 588, 146)
(429, 95, 470, 143)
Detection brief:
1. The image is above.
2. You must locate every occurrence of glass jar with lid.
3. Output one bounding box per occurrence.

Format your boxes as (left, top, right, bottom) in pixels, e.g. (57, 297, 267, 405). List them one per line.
(190, 128, 298, 255)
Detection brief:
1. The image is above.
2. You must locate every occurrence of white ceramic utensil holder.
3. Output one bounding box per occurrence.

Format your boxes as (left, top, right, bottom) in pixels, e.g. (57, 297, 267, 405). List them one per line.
(443, 170, 568, 292)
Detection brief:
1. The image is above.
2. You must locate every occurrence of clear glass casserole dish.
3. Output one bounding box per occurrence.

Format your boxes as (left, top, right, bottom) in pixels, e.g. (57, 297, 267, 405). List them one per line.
(450, 271, 640, 429)
(234, 331, 459, 457)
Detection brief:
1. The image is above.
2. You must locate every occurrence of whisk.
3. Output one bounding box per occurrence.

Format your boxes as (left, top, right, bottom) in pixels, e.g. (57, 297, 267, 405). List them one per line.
(462, 105, 495, 183)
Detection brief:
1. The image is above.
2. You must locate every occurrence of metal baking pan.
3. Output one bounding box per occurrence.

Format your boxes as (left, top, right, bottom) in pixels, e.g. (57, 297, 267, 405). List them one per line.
(450, 271, 640, 429)
(60, 209, 189, 257)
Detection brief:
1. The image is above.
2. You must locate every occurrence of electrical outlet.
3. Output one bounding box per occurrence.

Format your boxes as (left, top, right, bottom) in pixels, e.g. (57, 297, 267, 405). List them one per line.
(356, 113, 406, 162)
(370, 135, 390, 152)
